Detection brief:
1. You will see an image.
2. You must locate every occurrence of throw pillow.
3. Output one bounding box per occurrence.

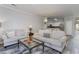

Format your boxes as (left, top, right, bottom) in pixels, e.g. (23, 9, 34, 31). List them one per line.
(1, 32, 8, 39)
(43, 33, 50, 38)
(6, 31, 15, 38)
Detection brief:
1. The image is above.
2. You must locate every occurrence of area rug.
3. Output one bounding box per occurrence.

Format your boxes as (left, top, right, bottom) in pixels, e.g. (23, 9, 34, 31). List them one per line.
(0, 44, 59, 54)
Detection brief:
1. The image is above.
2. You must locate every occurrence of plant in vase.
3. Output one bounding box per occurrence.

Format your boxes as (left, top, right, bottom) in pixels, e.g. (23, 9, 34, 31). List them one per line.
(27, 25, 34, 44)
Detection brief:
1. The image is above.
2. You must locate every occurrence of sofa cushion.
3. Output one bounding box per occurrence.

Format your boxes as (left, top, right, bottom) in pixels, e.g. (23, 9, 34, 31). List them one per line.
(51, 30, 65, 39)
(1, 32, 9, 39)
(1, 34, 8, 39)
(39, 29, 51, 36)
(59, 36, 67, 42)
(39, 30, 44, 36)
(6, 31, 15, 38)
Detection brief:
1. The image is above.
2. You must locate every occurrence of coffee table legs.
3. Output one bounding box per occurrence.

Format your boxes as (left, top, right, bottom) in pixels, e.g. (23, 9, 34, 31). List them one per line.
(28, 43, 44, 54)
(43, 43, 44, 53)
(29, 49, 32, 54)
(18, 40, 19, 48)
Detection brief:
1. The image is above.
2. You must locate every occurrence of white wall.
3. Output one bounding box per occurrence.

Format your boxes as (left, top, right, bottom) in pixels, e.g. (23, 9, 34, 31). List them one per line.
(0, 6, 43, 32)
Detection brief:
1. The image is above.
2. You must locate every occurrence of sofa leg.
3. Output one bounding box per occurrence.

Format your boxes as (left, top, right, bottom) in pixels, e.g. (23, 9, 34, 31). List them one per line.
(59, 52, 62, 54)
(4, 46, 7, 48)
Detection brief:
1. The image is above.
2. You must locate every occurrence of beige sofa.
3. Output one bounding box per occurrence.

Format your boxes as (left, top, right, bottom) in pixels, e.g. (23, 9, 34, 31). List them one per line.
(33, 29, 68, 53)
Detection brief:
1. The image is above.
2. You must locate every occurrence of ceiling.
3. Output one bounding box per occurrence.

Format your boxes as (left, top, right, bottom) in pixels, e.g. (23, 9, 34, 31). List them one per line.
(1, 4, 79, 17)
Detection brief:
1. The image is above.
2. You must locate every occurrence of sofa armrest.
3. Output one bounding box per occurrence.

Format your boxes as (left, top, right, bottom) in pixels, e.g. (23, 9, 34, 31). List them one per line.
(58, 35, 67, 43)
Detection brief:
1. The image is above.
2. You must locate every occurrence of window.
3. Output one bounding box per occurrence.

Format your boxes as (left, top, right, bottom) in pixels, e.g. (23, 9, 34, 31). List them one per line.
(76, 24, 79, 31)
(76, 19, 79, 31)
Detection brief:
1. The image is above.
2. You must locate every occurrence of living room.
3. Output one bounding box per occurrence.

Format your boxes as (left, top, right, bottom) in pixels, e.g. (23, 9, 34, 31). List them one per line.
(0, 4, 79, 54)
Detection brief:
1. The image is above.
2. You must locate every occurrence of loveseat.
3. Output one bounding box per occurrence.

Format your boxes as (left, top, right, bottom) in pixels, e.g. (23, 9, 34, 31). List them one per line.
(33, 29, 68, 53)
(1, 30, 27, 47)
